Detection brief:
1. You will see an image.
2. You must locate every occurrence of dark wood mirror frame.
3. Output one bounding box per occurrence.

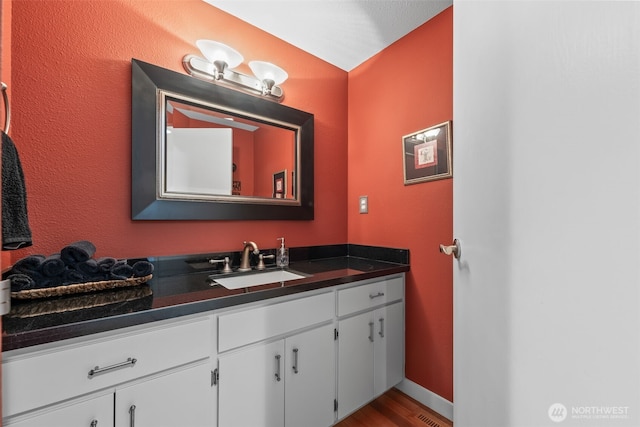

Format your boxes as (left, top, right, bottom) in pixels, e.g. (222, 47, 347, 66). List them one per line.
(131, 59, 314, 220)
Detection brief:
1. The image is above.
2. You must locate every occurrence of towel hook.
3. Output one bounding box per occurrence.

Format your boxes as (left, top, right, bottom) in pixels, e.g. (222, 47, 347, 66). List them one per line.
(1, 82, 10, 134)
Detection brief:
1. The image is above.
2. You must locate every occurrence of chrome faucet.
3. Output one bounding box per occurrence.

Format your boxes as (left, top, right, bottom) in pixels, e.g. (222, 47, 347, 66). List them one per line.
(238, 241, 259, 272)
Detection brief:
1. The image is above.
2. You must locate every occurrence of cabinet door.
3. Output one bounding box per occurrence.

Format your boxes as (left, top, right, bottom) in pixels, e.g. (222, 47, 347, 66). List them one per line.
(218, 340, 285, 427)
(115, 361, 213, 427)
(285, 323, 335, 427)
(337, 311, 374, 419)
(5, 393, 113, 427)
(373, 301, 404, 396)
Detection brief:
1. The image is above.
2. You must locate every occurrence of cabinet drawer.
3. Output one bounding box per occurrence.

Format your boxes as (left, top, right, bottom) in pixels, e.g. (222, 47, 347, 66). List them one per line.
(218, 291, 334, 352)
(4, 392, 114, 427)
(3, 316, 212, 418)
(337, 275, 404, 317)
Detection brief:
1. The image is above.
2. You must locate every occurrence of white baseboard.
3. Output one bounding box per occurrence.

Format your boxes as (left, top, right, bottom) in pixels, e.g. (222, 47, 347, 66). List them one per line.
(396, 378, 453, 422)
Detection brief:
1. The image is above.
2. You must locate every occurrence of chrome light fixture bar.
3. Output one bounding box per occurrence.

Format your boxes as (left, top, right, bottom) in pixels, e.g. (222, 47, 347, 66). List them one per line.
(183, 40, 287, 102)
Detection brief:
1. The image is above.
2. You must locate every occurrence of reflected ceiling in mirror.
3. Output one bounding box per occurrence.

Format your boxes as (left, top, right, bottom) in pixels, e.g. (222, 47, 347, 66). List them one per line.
(131, 59, 314, 220)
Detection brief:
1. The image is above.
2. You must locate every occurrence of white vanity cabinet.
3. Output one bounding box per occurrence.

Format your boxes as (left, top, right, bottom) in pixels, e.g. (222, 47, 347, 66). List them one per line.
(2, 272, 405, 427)
(216, 291, 336, 427)
(336, 275, 405, 420)
(4, 393, 114, 427)
(6, 362, 212, 427)
(2, 315, 215, 427)
(115, 360, 213, 427)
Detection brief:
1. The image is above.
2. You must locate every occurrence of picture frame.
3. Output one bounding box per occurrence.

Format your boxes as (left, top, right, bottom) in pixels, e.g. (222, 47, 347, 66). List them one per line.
(273, 170, 287, 199)
(402, 121, 452, 185)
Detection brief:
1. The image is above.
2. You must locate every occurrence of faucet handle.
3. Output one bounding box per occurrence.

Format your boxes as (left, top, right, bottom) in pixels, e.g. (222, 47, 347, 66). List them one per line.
(209, 256, 233, 273)
(256, 253, 275, 270)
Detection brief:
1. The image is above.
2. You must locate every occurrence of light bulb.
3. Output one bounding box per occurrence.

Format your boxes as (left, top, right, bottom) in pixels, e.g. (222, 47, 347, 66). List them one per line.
(196, 40, 244, 69)
(248, 61, 288, 86)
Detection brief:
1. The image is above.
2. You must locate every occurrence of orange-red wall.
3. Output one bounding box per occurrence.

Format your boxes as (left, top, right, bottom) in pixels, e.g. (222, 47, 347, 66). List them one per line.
(347, 8, 453, 401)
(10, 0, 347, 259)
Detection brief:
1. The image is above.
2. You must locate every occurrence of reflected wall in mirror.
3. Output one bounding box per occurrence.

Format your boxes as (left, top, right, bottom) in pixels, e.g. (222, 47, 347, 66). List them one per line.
(132, 59, 314, 220)
(163, 98, 296, 200)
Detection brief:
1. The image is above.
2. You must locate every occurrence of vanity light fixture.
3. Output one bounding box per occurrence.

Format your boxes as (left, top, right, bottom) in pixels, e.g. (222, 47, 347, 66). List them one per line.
(183, 39, 287, 102)
(195, 40, 244, 81)
(248, 61, 288, 96)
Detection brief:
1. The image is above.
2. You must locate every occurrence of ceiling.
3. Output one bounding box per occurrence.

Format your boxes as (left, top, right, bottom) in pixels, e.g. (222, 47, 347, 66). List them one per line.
(203, 0, 452, 72)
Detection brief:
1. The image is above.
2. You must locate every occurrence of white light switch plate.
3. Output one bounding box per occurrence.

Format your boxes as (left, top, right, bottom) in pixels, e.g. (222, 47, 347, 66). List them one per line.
(359, 196, 368, 214)
(0, 279, 10, 315)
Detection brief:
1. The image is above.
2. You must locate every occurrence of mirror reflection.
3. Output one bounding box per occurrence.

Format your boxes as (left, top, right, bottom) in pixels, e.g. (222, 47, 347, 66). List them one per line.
(162, 96, 298, 201)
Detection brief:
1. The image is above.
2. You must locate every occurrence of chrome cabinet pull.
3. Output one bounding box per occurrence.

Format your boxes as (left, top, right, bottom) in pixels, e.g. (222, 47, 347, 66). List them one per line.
(379, 317, 385, 338)
(275, 354, 282, 382)
(129, 405, 136, 427)
(88, 357, 137, 378)
(368, 321, 374, 342)
(212, 369, 218, 386)
(292, 348, 299, 374)
(90, 420, 98, 427)
(369, 292, 385, 299)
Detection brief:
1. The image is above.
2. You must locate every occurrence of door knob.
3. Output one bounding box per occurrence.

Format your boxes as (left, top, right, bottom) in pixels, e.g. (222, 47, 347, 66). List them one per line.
(439, 239, 461, 259)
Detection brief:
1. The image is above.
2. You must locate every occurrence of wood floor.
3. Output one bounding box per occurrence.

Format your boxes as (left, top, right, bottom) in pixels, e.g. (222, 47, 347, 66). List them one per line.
(334, 388, 453, 427)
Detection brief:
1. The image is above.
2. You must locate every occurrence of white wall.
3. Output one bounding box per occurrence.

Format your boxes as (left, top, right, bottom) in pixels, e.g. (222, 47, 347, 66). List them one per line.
(453, 1, 640, 426)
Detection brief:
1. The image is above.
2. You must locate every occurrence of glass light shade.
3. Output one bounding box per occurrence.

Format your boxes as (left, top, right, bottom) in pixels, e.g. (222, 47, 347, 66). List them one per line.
(196, 40, 244, 69)
(248, 61, 288, 85)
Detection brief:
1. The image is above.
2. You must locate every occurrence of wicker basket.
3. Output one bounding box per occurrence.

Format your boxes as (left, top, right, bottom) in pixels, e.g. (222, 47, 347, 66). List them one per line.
(7, 285, 153, 318)
(10, 274, 153, 300)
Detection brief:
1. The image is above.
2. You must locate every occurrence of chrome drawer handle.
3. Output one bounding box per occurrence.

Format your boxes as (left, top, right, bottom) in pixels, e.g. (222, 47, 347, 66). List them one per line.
(369, 292, 385, 299)
(88, 357, 137, 378)
(368, 321, 374, 342)
(275, 354, 282, 382)
(292, 348, 299, 374)
(379, 317, 385, 338)
(129, 405, 136, 427)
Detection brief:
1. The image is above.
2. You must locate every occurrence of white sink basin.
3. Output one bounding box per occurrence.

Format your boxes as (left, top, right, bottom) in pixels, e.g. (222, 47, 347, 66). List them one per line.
(212, 270, 307, 290)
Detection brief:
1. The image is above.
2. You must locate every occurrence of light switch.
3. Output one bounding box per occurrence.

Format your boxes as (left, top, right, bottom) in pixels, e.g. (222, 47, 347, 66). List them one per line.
(359, 196, 368, 214)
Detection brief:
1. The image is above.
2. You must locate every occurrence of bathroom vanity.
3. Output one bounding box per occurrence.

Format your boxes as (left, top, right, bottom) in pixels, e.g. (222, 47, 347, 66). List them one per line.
(2, 245, 408, 427)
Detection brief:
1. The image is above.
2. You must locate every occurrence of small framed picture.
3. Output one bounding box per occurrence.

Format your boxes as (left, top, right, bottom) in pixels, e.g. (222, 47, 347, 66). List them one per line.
(402, 121, 452, 185)
(273, 170, 286, 198)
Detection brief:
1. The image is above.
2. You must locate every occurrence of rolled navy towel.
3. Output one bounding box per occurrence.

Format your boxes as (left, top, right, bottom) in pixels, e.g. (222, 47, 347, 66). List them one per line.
(12, 254, 45, 275)
(8, 273, 35, 292)
(96, 257, 117, 273)
(62, 268, 89, 285)
(39, 275, 64, 289)
(76, 259, 99, 275)
(39, 253, 65, 277)
(110, 260, 134, 280)
(132, 260, 154, 278)
(60, 240, 96, 265)
(76, 259, 108, 282)
(11, 255, 46, 287)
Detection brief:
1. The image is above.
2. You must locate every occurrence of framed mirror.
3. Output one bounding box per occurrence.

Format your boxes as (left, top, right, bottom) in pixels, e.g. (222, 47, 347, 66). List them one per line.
(131, 59, 314, 220)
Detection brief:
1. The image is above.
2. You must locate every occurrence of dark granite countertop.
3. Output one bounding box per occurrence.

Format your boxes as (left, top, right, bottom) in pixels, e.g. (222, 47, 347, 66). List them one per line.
(2, 245, 409, 352)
